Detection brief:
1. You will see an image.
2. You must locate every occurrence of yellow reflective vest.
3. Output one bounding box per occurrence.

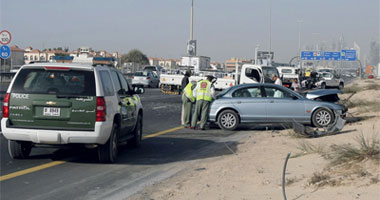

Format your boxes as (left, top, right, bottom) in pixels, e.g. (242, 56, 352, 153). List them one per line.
(184, 82, 195, 102)
(196, 80, 212, 102)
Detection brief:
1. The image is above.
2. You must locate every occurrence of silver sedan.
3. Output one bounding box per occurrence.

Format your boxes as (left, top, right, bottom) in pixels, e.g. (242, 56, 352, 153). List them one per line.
(208, 83, 346, 131)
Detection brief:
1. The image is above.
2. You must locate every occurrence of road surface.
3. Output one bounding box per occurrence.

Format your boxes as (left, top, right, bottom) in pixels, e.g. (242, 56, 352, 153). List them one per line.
(0, 88, 240, 200)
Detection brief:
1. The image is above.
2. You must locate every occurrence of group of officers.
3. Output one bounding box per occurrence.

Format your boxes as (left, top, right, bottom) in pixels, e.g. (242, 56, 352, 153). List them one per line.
(180, 70, 215, 130)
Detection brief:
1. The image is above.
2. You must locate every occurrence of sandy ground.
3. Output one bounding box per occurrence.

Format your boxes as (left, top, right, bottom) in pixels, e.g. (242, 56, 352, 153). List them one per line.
(128, 79, 380, 200)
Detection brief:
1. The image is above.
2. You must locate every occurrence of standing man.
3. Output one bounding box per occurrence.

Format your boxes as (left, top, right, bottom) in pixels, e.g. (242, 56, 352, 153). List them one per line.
(273, 74, 282, 85)
(182, 80, 197, 128)
(291, 78, 301, 92)
(181, 70, 191, 126)
(191, 76, 215, 130)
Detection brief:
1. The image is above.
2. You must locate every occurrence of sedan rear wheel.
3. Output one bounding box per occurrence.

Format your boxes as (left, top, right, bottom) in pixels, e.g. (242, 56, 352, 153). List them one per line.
(312, 108, 333, 128)
(217, 110, 239, 131)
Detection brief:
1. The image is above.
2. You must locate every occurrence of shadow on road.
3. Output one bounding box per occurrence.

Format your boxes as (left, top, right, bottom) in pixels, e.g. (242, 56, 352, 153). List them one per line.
(18, 137, 238, 165)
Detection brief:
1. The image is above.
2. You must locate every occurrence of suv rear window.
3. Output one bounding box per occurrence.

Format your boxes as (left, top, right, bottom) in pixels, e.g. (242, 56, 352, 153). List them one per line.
(11, 68, 96, 96)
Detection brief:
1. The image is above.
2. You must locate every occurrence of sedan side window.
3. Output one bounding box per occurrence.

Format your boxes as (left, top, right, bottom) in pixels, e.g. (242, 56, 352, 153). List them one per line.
(232, 87, 262, 98)
(264, 87, 292, 99)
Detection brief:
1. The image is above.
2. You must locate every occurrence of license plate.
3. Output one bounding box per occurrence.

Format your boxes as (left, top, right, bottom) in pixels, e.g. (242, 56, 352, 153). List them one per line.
(43, 107, 60, 117)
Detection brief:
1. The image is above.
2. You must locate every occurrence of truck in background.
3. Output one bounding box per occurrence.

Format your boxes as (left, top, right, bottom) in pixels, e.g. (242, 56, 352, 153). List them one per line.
(277, 66, 300, 88)
(160, 64, 279, 94)
(181, 56, 210, 73)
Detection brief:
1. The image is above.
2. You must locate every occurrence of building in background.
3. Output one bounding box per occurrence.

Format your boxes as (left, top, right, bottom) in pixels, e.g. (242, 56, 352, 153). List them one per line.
(10, 45, 25, 67)
(224, 57, 252, 72)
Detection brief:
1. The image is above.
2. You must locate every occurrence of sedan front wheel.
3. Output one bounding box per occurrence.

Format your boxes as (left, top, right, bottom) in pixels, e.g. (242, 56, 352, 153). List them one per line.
(312, 108, 334, 128)
(217, 110, 239, 131)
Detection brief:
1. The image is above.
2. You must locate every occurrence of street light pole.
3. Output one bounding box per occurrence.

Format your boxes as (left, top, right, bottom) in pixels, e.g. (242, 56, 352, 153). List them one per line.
(297, 20, 303, 68)
(190, 0, 194, 41)
(269, 0, 272, 55)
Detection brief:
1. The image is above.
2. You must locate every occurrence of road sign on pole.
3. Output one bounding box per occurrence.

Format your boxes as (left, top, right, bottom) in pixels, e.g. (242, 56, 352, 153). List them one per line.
(341, 49, 356, 61)
(323, 52, 341, 61)
(301, 50, 356, 61)
(0, 30, 12, 45)
(0, 45, 11, 59)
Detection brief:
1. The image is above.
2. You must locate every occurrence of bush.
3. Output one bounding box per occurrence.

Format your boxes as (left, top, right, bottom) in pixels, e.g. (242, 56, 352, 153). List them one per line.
(327, 133, 380, 165)
(366, 83, 380, 90)
(342, 86, 360, 93)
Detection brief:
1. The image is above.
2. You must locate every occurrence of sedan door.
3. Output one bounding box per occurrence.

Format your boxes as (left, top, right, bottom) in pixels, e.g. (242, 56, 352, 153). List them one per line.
(231, 86, 267, 122)
(263, 86, 305, 123)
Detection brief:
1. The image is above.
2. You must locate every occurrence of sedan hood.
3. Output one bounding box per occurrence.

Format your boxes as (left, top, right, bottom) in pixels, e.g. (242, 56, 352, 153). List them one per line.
(305, 89, 343, 102)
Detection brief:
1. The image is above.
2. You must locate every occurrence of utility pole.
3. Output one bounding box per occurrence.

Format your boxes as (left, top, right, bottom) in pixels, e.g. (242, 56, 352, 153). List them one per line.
(297, 20, 303, 68)
(190, 0, 194, 41)
(269, 0, 272, 54)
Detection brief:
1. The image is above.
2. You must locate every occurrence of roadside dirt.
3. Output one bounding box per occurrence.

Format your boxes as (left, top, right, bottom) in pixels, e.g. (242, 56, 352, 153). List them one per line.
(128, 79, 380, 200)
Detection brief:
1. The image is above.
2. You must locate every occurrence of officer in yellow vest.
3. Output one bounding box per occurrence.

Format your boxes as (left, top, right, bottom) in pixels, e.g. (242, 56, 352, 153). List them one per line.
(182, 80, 197, 128)
(190, 76, 215, 130)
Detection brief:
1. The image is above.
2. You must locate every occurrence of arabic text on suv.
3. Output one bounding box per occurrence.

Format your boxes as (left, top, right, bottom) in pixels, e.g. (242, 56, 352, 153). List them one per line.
(1, 63, 144, 163)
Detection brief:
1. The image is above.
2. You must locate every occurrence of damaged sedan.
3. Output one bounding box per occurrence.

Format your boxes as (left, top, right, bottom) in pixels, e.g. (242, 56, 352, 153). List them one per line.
(209, 83, 347, 132)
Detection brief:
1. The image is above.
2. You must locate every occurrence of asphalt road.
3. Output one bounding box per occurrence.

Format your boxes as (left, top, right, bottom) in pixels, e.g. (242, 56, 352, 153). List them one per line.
(0, 88, 240, 200)
(0, 76, 356, 200)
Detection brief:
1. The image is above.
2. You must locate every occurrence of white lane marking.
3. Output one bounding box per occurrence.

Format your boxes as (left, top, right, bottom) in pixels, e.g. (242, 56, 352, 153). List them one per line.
(152, 106, 167, 110)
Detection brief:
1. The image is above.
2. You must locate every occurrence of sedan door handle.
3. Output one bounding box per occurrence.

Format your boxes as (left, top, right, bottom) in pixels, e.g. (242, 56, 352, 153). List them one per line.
(269, 100, 274, 103)
(237, 101, 242, 104)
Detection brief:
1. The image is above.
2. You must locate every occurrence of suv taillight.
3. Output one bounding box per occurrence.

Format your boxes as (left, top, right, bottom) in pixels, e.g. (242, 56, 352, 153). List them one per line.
(3, 93, 10, 118)
(146, 77, 150, 80)
(96, 97, 106, 121)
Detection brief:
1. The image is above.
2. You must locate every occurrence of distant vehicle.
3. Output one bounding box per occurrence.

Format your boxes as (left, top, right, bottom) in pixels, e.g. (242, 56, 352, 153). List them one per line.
(315, 72, 344, 89)
(317, 68, 334, 73)
(1, 63, 144, 163)
(277, 66, 299, 88)
(208, 83, 346, 131)
(143, 65, 164, 77)
(368, 74, 374, 79)
(132, 71, 160, 88)
(160, 64, 280, 94)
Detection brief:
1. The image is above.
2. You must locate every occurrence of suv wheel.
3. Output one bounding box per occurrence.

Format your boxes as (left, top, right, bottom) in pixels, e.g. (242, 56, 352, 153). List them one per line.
(321, 83, 326, 89)
(312, 108, 333, 128)
(217, 110, 239, 131)
(8, 140, 32, 159)
(98, 124, 119, 163)
(128, 114, 142, 148)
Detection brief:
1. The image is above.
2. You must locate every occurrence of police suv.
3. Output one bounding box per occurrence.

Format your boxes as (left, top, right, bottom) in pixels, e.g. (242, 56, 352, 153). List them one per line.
(1, 63, 144, 163)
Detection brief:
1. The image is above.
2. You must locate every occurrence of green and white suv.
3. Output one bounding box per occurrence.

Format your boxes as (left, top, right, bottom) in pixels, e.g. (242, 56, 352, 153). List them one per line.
(1, 63, 144, 163)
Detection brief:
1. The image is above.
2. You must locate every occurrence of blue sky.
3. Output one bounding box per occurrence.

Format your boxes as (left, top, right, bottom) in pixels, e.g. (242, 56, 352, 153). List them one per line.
(1, 0, 379, 62)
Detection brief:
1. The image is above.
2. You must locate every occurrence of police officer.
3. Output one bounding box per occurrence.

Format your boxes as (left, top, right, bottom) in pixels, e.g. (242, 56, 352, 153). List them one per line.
(190, 75, 215, 130)
(181, 70, 191, 125)
(182, 80, 197, 128)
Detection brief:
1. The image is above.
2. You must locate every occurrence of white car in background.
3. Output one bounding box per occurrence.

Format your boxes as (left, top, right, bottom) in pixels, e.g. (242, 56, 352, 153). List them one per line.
(132, 71, 160, 88)
(277, 66, 300, 88)
(316, 72, 344, 90)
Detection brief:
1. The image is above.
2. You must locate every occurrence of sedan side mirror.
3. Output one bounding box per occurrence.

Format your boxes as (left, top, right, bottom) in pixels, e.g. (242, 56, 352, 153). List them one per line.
(292, 95, 299, 100)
